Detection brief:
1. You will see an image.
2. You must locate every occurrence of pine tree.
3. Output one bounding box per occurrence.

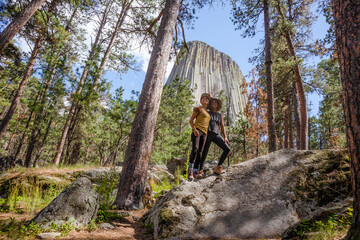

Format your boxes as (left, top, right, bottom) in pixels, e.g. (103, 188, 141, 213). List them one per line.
(114, 0, 180, 209)
(331, 1, 360, 238)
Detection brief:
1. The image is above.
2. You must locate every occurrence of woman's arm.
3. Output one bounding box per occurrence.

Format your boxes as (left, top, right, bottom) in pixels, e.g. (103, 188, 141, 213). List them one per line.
(189, 110, 199, 136)
(220, 115, 230, 145)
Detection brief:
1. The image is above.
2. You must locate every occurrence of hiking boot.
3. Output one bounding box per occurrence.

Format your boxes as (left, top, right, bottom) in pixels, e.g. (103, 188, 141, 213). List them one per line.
(187, 168, 194, 180)
(193, 170, 199, 179)
(196, 170, 205, 179)
(213, 165, 224, 175)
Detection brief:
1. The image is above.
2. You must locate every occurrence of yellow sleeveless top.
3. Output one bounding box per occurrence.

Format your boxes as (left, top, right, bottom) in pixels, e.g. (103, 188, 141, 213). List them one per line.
(195, 107, 211, 135)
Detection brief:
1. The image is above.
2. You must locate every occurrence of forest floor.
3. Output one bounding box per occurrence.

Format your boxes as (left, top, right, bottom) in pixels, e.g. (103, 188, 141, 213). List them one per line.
(0, 166, 155, 240)
(0, 166, 349, 240)
(0, 208, 153, 240)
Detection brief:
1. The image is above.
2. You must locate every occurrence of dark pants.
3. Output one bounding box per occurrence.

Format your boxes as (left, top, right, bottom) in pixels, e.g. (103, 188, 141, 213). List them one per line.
(189, 129, 207, 169)
(198, 131, 230, 170)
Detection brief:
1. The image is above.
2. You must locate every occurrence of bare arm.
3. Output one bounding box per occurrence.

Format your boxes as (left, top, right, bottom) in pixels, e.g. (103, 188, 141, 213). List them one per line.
(189, 110, 199, 136)
(220, 115, 230, 145)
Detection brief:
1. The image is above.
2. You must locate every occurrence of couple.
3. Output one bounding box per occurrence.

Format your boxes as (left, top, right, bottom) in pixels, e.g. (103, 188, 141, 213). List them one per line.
(188, 93, 230, 180)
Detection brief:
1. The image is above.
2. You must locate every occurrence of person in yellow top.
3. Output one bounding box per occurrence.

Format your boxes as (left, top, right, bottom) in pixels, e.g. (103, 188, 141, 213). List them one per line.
(188, 93, 211, 180)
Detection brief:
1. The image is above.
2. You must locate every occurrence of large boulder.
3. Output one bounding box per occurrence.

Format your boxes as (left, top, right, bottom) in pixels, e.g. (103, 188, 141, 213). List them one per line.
(145, 149, 351, 239)
(31, 177, 99, 228)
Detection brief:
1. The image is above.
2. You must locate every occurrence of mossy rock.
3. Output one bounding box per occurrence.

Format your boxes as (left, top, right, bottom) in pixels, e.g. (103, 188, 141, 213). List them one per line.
(292, 150, 351, 208)
(158, 208, 181, 238)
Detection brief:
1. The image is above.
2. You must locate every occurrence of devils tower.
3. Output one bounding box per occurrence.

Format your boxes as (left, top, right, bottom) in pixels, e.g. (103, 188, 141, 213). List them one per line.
(166, 41, 247, 123)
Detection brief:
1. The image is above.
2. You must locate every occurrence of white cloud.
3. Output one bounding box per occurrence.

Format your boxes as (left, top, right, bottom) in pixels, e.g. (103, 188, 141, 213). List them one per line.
(130, 48, 151, 72)
(129, 46, 175, 79)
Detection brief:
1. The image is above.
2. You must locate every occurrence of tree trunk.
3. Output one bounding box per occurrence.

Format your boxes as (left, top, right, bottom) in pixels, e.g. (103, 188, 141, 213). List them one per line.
(284, 96, 290, 149)
(275, 3, 308, 150)
(92, 0, 132, 92)
(25, 68, 54, 167)
(32, 117, 52, 167)
(284, 36, 308, 150)
(5, 110, 22, 152)
(264, 0, 276, 153)
(332, 1, 360, 239)
(0, 35, 43, 139)
(53, 0, 113, 165)
(0, 0, 46, 53)
(288, 95, 294, 148)
(292, 81, 301, 149)
(14, 104, 36, 160)
(113, 0, 180, 210)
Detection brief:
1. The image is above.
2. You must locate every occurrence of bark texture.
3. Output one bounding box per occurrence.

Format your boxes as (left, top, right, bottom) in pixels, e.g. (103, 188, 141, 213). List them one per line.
(114, 0, 180, 209)
(331, 1, 360, 239)
(0, 0, 46, 53)
(264, 0, 276, 152)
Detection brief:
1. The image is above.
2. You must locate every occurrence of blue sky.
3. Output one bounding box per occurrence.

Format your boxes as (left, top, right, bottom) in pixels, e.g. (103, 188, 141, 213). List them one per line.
(108, 2, 329, 115)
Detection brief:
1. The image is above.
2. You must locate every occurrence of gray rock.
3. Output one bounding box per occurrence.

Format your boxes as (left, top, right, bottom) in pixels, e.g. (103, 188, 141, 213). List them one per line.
(98, 222, 114, 230)
(31, 177, 99, 228)
(148, 170, 175, 185)
(202, 159, 218, 174)
(166, 41, 248, 123)
(145, 149, 351, 239)
(81, 167, 122, 182)
(36, 232, 61, 239)
(39, 176, 65, 184)
(166, 157, 186, 175)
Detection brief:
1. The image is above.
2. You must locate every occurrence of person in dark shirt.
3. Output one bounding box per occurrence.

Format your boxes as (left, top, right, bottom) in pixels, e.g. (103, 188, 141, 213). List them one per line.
(194, 98, 230, 177)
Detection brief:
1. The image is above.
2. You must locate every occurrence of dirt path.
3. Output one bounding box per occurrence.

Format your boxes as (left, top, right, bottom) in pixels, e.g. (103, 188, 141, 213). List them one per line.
(58, 209, 152, 240)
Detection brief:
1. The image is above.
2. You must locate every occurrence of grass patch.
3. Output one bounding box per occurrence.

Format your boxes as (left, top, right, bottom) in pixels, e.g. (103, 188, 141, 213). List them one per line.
(296, 208, 352, 240)
(0, 179, 65, 213)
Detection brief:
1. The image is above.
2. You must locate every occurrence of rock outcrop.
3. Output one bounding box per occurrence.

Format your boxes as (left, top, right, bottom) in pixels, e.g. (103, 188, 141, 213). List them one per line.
(31, 177, 99, 228)
(166, 41, 248, 122)
(145, 149, 351, 239)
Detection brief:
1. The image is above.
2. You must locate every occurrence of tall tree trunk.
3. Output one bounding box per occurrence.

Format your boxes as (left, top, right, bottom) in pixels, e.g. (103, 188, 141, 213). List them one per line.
(25, 3, 78, 165)
(332, 1, 360, 239)
(284, 35, 308, 150)
(53, 0, 113, 165)
(292, 81, 301, 149)
(288, 95, 294, 148)
(5, 111, 22, 152)
(114, 0, 180, 210)
(263, 0, 276, 153)
(25, 67, 54, 167)
(284, 96, 290, 149)
(14, 102, 37, 160)
(0, 0, 46, 53)
(32, 117, 52, 167)
(275, 3, 308, 150)
(92, 0, 132, 92)
(0, 35, 43, 139)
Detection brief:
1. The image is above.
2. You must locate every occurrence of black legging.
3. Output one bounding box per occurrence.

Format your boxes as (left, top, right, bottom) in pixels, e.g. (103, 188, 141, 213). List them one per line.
(197, 131, 230, 170)
(189, 129, 207, 168)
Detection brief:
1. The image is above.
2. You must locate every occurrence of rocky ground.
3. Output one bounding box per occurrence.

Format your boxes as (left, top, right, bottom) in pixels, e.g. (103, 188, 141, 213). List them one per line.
(0, 150, 353, 240)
